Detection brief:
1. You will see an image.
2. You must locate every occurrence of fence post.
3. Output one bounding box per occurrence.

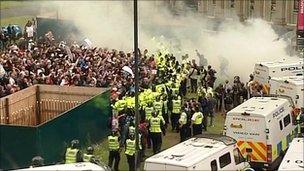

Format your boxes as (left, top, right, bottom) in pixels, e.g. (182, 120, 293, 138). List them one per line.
(36, 86, 41, 125)
(5, 98, 9, 124)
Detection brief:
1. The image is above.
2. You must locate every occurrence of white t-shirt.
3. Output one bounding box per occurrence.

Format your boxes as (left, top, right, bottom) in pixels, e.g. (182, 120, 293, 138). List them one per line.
(25, 26, 34, 38)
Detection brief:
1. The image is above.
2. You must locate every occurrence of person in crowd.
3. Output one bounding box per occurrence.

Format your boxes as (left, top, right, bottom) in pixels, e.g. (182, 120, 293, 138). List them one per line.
(64, 139, 82, 164)
(125, 134, 136, 171)
(108, 130, 121, 171)
(148, 111, 165, 154)
(178, 106, 191, 142)
(191, 107, 203, 136)
(171, 95, 181, 132)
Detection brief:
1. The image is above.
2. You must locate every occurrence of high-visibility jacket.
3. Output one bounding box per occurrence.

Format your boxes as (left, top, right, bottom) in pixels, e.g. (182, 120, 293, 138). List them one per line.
(193, 112, 203, 125)
(149, 117, 162, 133)
(108, 135, 120, 151)
(145, 106, 154, 120)
(172, 99, 181, 114)
(83, 153, 93, 162)
(172, 87, 179, 95)
(125, 139, 136, 156)
(297, 113, 304, 134)
(154, 100, 163, 115)
(179, 112, 187, 125)
(163, 100, 168, 114)
(65, 148, 79, 164)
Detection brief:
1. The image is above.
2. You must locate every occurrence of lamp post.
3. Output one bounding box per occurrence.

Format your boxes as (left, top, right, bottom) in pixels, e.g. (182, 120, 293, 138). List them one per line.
(133, 0, 140, 170)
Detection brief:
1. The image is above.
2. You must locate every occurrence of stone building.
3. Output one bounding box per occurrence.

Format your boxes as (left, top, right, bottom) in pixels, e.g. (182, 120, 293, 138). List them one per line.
(164, 0, 299, 28)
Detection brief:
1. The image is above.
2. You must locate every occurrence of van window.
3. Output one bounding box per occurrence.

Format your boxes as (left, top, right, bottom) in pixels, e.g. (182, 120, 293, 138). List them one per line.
(233, 148, 245, 165)
(279, 120, 283, 130)
(283, 114, 291, 127)
(210, 160, 217, 171)
(219, 152, 231, 168)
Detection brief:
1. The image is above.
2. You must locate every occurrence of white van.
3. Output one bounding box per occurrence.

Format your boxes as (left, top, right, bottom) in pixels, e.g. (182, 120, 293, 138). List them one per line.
(224, 97, 296, 170)
(144, 134, 252, 171)
(17, 162, 110, 171)
(278, 138, 304, 171)
(269, 76, 304, 108)
(253, 58, 303, 85)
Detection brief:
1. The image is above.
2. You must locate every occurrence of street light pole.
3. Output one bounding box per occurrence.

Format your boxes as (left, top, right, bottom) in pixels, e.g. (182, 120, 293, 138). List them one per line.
(133, 0, 140, 170)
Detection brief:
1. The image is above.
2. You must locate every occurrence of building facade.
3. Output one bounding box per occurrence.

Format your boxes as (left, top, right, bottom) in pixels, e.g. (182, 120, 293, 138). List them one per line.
(165, 0, 299, 28)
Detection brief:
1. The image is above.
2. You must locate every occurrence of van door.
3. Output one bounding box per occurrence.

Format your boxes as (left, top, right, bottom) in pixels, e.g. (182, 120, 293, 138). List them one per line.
(225, 114, 267, 163)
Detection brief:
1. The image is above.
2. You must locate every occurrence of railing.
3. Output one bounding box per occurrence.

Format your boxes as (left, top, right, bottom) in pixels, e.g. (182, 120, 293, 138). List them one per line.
(0, 85, 102, 126)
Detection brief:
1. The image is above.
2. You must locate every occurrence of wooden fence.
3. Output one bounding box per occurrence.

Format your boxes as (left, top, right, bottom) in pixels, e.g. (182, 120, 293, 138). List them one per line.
(0, 85, 102, 126)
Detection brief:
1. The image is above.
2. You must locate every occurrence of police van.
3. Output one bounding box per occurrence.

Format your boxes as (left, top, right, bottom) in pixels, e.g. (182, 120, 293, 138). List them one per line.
(17, 162, 110, 171)
(278, 138, 304, 171)
(253, 58, 303, 86)
(224, 97, 296, 170)
(144, 134, 252, 171)
(269, 76, 304, 108)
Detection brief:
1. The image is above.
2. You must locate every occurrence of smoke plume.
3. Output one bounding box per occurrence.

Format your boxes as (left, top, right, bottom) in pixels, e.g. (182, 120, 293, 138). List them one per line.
(48, 1, 293, 82)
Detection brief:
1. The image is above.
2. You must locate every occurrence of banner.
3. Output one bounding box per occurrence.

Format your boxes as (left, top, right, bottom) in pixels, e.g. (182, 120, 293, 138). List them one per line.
(298, 0, 304, 31)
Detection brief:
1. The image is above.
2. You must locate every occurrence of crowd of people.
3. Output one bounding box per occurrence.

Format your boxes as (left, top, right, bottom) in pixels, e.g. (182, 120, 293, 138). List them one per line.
(0, 20, 271, 171)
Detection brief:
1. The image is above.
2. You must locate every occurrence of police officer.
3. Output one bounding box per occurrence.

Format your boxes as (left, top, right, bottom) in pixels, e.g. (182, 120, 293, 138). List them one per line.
(171, 95, 181, 131)
(297, 107, 304, 137)
(178, 106, 190, 142)
(191, 107, 203, 136)
(65, 139, 82, 164)
(149, 111, 165, 154)
(83, 146, 96, 163)
(108, 130, 121, 171)
(125, 134, 136, 171)
(162, 95, 169, 127)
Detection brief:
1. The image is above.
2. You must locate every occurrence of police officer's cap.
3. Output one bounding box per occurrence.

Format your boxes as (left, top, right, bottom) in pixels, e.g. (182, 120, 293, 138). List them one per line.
(31, 156, 44, 167)
(71, 139, 79, 148)
(87, 146, 94, 154)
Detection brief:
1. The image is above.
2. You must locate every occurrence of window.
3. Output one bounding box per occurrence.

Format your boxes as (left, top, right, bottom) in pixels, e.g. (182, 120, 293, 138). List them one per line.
(219, 152, 231, 168)
(212, 0, 216, 5)
(279, 120, 283, 130)
(271, 0, 276, 11)
(211, 160, 218, 171)
(233, 148, 245, 165)
(294, 0, 299, 11)
(283, 114, 291, 127)
(230, 0, 235, 8)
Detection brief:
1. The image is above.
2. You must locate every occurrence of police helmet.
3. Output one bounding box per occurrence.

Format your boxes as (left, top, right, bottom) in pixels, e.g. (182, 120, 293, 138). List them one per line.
(31, 156, 44, 167)
(87, 146, 94, 154)
(71, 139, 80, 148)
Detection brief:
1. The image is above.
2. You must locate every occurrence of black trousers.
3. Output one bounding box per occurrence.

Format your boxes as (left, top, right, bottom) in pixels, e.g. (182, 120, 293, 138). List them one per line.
(108, 150, 120, 171)
(192, 124, 202, 136)
(171, 114, 180, 131)
(180, 125, 189, 142)
(126, 154, 135, 171)
(150, 132, 162, 154)
(190, 79, 197, 93)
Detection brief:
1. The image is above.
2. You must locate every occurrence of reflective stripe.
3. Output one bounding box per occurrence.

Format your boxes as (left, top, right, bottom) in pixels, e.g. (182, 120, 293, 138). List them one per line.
(237, 140, 267, 162)
(125, 139, 135, 156)
(108, 136, 119, 150)
(172, 100, 181, 114)
(83, 154, 93, 162)
(65, 148, 78, 164)
(149, 117, 161, 133)
(145, 107, 153, 120)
